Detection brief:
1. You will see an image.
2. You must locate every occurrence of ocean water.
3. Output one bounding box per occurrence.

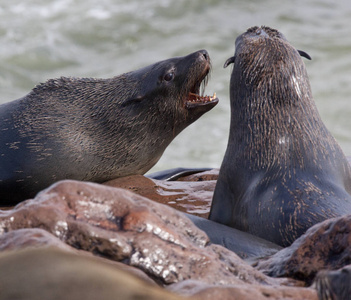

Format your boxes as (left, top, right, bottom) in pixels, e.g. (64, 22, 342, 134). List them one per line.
(0, 0, 350, 173)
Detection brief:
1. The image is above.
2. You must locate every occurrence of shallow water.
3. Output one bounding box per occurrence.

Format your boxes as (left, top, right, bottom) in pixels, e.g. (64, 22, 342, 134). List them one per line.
(0, 0, 350, 172)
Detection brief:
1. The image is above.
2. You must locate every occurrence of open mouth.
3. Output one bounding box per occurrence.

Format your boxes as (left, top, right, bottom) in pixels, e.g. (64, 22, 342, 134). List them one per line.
(185, 71, 218, 109)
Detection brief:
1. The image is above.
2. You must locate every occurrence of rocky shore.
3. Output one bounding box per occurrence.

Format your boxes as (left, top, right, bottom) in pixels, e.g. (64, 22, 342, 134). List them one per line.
(1, 170, 350, 299)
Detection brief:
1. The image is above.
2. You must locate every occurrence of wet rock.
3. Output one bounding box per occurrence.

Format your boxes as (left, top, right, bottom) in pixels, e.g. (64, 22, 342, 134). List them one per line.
(0, 247, 185, 300)
(168, 280, 317, 300)
(0, 180, 282, 286)
(0, 228, 156, 285)
(314, 265, 351, 300)
(254, 214, 351, 284)
(0, 228, 73, 252)
(105, 172, 282, 260)
(105, 171, 216, 218)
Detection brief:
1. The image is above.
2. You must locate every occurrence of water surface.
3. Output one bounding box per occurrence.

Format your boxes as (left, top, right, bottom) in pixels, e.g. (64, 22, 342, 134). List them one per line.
(0, 0, 350, 172)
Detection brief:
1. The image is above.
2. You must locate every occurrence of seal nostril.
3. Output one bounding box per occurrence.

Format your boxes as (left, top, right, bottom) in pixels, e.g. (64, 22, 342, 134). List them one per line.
(200, 50, 209, 62)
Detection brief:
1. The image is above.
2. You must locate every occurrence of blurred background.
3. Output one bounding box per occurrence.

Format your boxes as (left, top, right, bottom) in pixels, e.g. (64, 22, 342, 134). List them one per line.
(0, 0, 350, 173)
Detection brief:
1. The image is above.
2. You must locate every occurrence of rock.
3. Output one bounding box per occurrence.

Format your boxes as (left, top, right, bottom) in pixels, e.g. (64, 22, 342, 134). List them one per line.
(0, 228, 73, 252)
(105, 172, 282, 260)
(105, 172, 281, 260)
(105, 170, 217, 218)
(314, 265, 351, 300)
(0, 180, 283, 286)
(0, 228, 156, 285)
(254, 214, 351, 284)
(168, 280, 317, 300)
(0, 247, 185, 300)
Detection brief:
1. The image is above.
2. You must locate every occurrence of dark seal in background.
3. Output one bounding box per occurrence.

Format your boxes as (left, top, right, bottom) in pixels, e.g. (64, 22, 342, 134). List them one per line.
(209, 26, 351, 247)
(0, 50, 218, 205)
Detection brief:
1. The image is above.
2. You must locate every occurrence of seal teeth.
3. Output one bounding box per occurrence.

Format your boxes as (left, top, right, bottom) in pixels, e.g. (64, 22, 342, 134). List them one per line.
(188, 92, 202, 102)
(210, 92, 216, 101)
(188, 92, 217, 103)
(185, 91, 218, 109)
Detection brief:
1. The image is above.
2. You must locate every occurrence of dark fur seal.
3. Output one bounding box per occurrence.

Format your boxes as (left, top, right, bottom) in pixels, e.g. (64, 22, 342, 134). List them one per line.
(0, 50, 218, 205)
(209, 26, 351, 247)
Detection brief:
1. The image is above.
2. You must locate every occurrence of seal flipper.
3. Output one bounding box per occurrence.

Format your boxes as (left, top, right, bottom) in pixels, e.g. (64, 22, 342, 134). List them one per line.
(298, 50, 312, 60)
(146, 167, 212, 181)
(185, 213, 282, 261)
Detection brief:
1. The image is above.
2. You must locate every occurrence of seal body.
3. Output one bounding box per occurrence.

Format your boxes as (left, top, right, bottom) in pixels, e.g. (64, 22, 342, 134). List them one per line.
(209, 26, 351, 247)
(0, 50, 218, 205)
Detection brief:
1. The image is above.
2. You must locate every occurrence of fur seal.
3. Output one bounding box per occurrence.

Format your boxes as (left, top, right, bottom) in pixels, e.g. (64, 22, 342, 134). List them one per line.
(0, 50, 218, 205)
(209, 26, 351, 247)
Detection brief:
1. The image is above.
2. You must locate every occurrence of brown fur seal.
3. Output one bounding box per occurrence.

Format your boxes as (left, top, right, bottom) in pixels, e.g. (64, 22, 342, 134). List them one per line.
(0, 50, 218, 205)
(209, 26, 351, 247)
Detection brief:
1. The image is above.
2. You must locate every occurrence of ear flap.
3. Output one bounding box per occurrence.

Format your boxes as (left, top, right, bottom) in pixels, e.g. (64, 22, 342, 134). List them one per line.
(223, 56, 236, 68)
(298, 50, 312, 60)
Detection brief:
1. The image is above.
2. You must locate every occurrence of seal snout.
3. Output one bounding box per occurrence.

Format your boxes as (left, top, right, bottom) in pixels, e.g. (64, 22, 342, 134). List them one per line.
(246, 26, 282, 40)
(198, 49, 210, 63)
(183, 50, 218, 110)
(197, 50, 211, 75)
(252, 26, 269, 38)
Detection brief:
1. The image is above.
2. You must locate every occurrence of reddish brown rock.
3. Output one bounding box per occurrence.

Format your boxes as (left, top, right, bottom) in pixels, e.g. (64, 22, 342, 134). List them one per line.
(0, 180, 282, 286)
(106, 171, 283, 260)
(0, 228, 73, 252)
(105, 170, 217, 218)
(0, 228, 156, 285)
(255, 214, 351, 284)
(169, 280, 317, 300)
(0, 247, 185, 300)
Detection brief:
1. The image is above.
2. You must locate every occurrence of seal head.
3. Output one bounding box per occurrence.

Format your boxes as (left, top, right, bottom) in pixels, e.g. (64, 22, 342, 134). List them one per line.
(209, 26, 351, 246)
(0, 50, 218, 205)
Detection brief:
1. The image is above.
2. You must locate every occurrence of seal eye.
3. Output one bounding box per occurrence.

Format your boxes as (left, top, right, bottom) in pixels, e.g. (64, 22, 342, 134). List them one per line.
(163, 72, 175, 82)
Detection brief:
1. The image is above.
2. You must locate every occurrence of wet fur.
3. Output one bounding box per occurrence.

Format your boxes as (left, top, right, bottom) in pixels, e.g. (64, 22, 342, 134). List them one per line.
(0, 51, 216, 205)
(210, 26, 351, 247)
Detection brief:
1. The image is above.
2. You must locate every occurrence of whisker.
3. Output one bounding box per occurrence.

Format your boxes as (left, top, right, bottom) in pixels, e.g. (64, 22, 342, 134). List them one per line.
(200, 73, 210, 97)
